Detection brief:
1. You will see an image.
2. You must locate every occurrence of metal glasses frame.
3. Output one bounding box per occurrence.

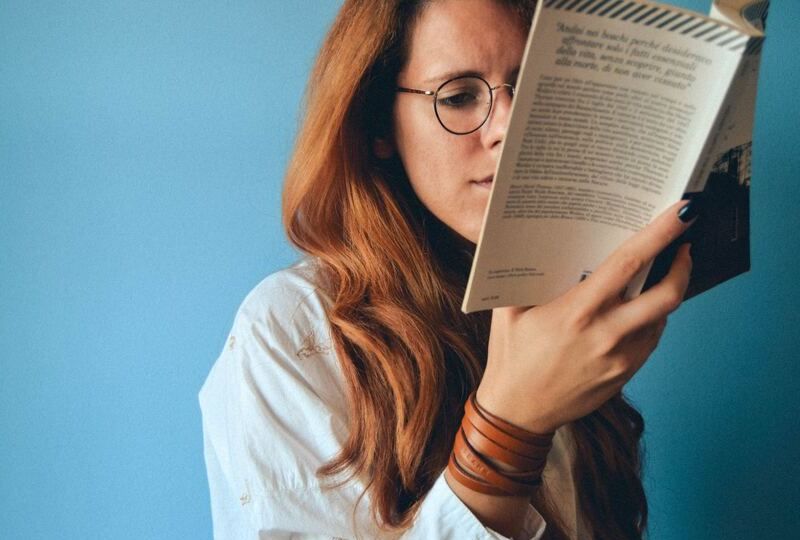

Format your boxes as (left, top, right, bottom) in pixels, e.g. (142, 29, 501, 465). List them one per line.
(396, 74, 515, 135)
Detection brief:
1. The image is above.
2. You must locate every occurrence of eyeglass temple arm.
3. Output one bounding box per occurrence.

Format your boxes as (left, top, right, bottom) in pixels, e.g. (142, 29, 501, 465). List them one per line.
(396, 87, 435, 96)
(490, 83, 515, 93)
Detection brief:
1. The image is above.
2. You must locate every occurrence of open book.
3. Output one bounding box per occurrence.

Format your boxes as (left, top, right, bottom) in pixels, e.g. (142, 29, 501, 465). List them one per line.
(462, 0, 769, 313)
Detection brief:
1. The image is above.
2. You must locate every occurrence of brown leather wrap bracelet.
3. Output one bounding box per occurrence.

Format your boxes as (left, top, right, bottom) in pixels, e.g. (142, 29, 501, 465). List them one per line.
(447, 452, 509, 496)
(464, 394, 554, 457)
(461, 416, 547, 473)
(452, 427, 541, 495)
(471, 392, 555, 445)
(447, 391, 555, 497)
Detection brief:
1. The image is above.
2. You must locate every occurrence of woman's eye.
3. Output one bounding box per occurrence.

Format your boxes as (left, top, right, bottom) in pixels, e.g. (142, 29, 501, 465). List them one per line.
(438, 92, 478, 108)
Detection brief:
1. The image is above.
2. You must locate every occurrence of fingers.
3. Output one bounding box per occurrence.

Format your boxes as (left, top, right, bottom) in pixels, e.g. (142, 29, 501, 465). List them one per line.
(628, 316, 667, 350)
(580, 199, 697, 311)
(615, 316, 668, 376)
(606, 243, 692, 337)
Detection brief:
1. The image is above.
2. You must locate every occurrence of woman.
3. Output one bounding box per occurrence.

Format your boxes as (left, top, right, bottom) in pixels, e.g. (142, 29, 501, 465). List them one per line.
(199, 0, 698, 538)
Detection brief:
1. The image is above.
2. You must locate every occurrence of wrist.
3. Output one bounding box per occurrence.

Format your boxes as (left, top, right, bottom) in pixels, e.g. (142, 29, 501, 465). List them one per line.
(447, 391, 554, 499)
(475, 383, 560, 435)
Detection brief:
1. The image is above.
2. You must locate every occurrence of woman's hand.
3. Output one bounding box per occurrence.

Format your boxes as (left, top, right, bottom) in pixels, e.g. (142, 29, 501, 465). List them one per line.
(476, 199, 697, 434)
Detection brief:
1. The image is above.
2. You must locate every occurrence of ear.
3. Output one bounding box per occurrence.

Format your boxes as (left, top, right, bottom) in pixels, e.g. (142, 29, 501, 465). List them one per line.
(373, 137, 394, 159)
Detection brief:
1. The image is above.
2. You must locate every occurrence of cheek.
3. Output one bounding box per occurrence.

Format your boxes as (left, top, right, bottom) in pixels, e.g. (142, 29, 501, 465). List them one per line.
(398, 130, 464, 208)
(407, 145, 457, 196)
(394, 103, 464, 191)
(395, 104, 443, 175)
(393, 103, 487, 242)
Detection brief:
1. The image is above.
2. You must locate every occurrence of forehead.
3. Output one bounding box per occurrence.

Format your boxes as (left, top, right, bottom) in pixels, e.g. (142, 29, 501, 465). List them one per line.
(402, 0, 528, 83)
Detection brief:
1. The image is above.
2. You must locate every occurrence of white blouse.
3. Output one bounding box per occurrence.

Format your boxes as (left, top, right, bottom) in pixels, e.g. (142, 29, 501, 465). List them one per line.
(199, 258, 588, 539)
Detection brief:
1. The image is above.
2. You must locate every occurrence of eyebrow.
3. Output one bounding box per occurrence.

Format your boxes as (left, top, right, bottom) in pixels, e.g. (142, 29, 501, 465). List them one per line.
(422, 66, 521, 86)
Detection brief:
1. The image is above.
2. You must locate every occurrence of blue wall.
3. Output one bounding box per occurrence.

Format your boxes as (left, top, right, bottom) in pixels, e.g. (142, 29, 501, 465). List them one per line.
(1, 1, 797, 538)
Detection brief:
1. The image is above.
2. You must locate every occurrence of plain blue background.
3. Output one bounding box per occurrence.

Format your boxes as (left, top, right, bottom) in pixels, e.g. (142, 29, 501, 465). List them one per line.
(1, 1, 797, 538)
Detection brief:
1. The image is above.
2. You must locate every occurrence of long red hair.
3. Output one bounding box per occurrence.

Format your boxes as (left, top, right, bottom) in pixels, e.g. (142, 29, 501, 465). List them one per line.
(282, 1, 648, 538)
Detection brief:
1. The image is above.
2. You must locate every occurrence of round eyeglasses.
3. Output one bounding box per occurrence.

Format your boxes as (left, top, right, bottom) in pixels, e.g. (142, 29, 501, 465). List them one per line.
(397, 75, 516, 135)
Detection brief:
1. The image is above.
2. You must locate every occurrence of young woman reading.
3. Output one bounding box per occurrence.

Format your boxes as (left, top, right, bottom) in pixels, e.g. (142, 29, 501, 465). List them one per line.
(199, 1, 699, 538)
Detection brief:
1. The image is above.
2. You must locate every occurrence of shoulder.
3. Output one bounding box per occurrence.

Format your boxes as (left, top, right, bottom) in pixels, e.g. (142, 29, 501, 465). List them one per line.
(198, 261, 401, 537)
(228, 258, 343, 407)
(199, 258, 348, 492)
(234, 257, 332, 347)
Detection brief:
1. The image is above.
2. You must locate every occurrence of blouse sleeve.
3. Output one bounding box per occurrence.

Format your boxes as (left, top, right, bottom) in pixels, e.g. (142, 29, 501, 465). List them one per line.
(198, 267, 547, 540)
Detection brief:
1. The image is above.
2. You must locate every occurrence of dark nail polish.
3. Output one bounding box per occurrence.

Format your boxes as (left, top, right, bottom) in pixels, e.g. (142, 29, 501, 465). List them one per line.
(678, 199, 702, 223)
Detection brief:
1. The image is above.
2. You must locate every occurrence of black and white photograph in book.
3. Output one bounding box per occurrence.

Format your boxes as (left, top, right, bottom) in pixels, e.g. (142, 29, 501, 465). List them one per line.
(643, 141, 751, 300)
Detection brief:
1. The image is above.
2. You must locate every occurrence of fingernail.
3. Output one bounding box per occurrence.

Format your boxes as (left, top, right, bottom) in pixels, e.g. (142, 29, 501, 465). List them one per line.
(677, 199, 702, 223)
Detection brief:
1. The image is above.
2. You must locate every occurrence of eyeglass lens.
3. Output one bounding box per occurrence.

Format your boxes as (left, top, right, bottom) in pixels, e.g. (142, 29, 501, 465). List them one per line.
(434, 76, 511, 135)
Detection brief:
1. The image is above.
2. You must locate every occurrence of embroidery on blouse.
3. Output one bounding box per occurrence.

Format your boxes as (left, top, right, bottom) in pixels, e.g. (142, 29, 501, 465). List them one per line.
(239, 480, 251, 506)
(227, 335, 236, 350)
(296, 329, 331, 359)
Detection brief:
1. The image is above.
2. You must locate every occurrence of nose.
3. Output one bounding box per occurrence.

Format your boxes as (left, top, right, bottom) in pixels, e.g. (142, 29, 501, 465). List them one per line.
(482, 84, 514, 150)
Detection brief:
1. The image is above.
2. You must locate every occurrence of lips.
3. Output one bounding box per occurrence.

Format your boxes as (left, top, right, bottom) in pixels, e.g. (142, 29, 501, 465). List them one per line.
(471, 175, 494, 188)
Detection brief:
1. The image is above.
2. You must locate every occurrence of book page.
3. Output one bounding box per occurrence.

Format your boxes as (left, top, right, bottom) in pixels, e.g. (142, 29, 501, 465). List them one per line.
(709, 0, 769, 32)
(690, 0, 767, 192)
(463, 0, 754, 313)
(640, 0, 767, 301)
